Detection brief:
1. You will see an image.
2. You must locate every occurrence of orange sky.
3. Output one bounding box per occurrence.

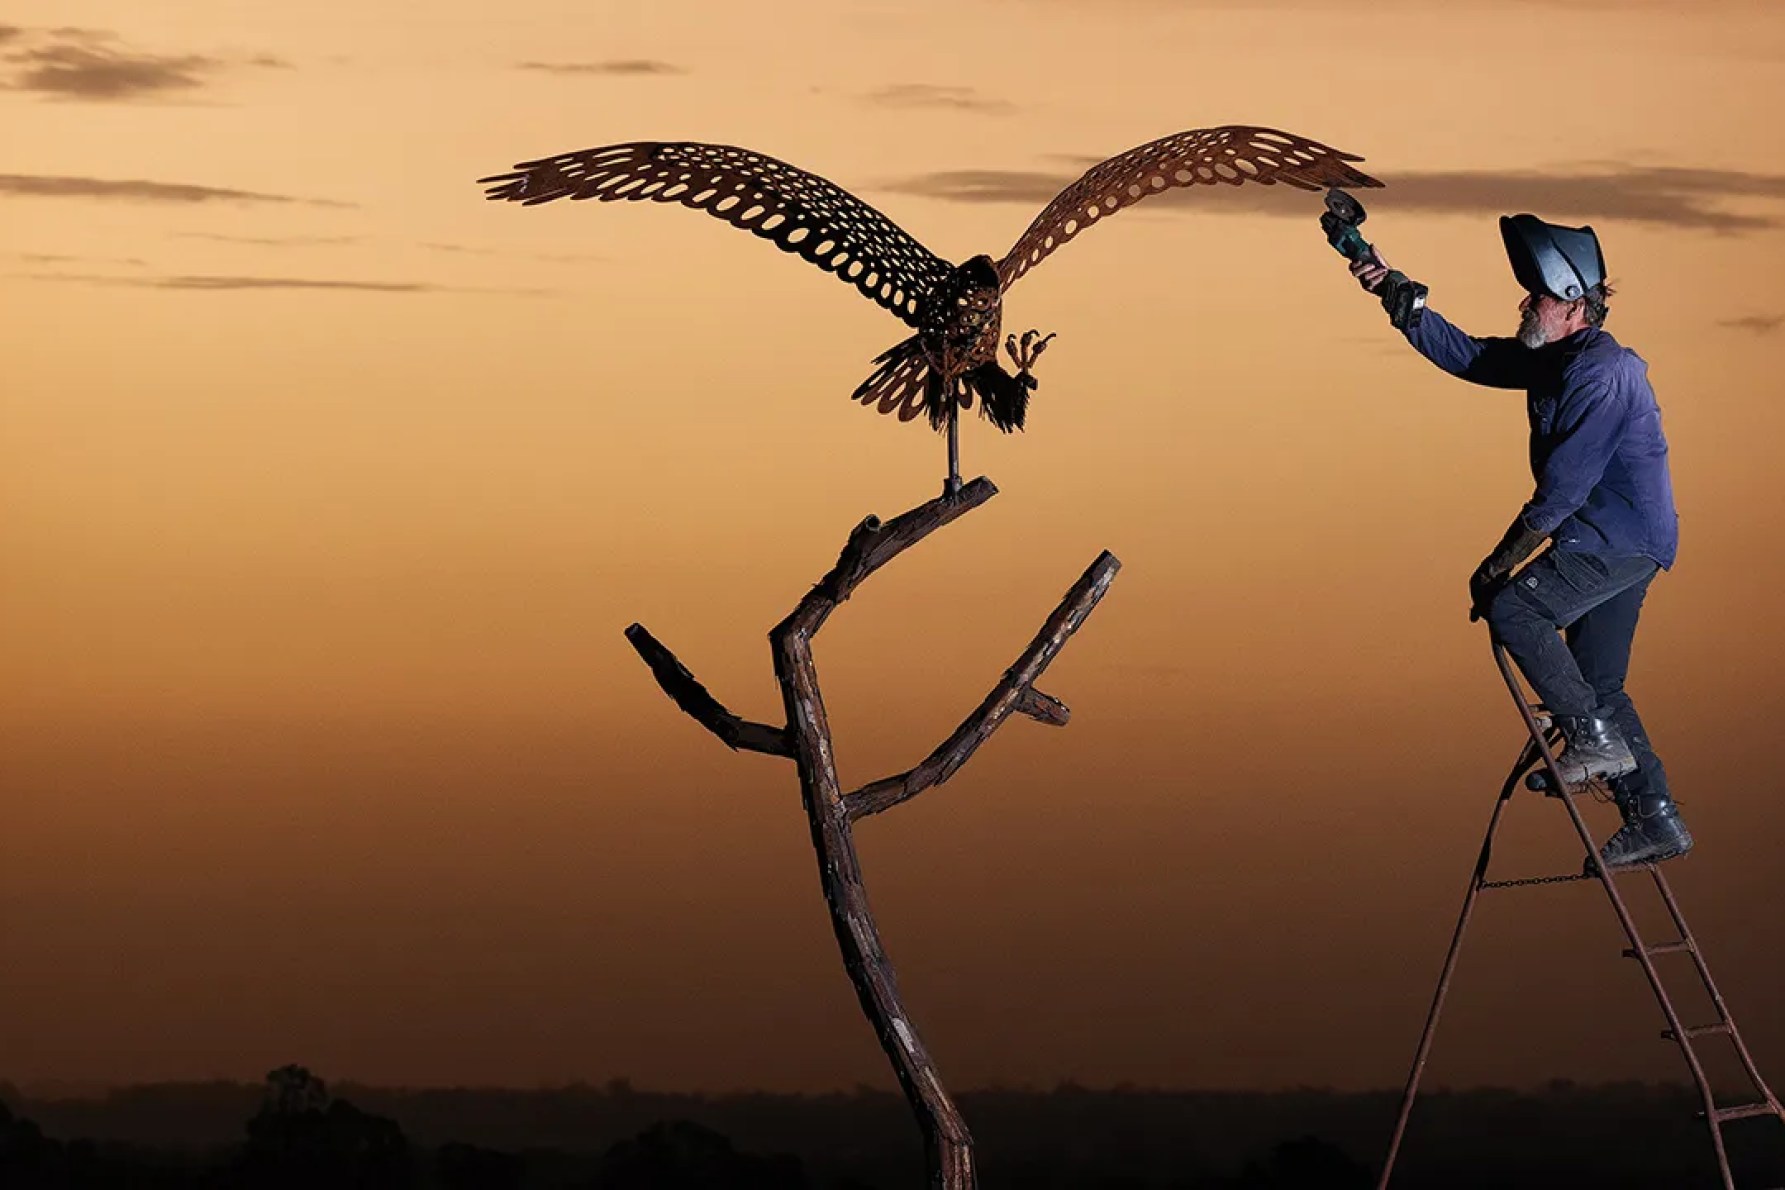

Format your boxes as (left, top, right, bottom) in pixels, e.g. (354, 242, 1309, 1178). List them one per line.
(4, 0, 1784, 1095)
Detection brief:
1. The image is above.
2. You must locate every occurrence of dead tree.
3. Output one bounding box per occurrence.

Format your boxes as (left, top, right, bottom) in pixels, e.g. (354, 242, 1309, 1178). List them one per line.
(624, 476, 1120, 1189)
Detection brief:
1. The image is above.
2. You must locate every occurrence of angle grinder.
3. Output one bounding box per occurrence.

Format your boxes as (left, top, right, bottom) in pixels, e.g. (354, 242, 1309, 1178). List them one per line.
(1323, 188, 1428, 332)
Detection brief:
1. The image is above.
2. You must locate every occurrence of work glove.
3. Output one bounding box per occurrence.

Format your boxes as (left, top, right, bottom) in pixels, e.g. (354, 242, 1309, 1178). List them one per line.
(1468, 515, 1548, 622)
(1349, 251, 1390, 294)
(1348, 251, 1427, 331)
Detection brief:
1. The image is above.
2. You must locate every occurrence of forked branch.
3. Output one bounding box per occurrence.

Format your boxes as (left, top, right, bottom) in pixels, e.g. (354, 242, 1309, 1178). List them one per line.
(845, 550, 1120, 820)
(623, 623, 793, 757)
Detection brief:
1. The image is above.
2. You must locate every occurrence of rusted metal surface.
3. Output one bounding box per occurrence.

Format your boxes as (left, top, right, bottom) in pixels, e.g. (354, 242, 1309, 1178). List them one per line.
(996, 125, 1382, 288)
(1376, 641, 1785, 1190)
(480, 127, 1381, 490)
(478, 141, 952, 326)
(624, 479, 1120, 1190)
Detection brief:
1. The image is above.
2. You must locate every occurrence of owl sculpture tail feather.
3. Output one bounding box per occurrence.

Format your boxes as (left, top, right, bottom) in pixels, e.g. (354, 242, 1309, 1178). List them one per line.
(965, 363, 1032, 433)
(852, 336, 1030, 433)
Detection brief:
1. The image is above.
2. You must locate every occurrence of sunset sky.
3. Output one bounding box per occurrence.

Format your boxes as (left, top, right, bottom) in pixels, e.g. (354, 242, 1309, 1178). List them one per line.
(4, 0, 1784, 1098)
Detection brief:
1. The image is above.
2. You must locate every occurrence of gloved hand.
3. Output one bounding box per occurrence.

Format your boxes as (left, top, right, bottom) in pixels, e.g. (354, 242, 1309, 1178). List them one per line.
(1347, 250, 1427, 330)
(1349, 249, 1390, 294)
(1468, 515, 1548, 622)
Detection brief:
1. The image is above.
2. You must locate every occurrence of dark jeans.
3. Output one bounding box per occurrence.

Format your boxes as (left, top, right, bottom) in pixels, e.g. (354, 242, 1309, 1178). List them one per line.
(1484, 548, 1671, 802)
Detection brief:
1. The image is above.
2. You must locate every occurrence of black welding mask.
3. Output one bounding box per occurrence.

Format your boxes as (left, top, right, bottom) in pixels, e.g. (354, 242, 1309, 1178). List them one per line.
(1500, 214, 1605, 301)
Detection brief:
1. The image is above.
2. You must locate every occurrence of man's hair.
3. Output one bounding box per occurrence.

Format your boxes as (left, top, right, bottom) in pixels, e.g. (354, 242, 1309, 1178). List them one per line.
(1581, 280, 1615, 327)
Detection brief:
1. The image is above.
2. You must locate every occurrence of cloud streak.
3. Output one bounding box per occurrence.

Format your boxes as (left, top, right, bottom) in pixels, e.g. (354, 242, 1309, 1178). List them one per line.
(0, 174, 351, 207)
(5, 43, 215, 98)
(878, 163, 1785, 232)
(421, 241, 609, 264)
(861, 83, 1015, 115)
(0, 26, 286, 99)
(174, 232, 363, 246)
(1717, 314, 1783, 334)
(16, 271, 553, 295)
(10, 251, 147, 266)
(516, 59, 684, 76)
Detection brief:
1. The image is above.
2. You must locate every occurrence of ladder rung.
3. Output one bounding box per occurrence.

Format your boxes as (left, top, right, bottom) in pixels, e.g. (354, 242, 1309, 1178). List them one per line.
(1623, 940, 1692, 958)
(1710, 1102, 1779, 1124)
(1662, 1023, 1731, 1041)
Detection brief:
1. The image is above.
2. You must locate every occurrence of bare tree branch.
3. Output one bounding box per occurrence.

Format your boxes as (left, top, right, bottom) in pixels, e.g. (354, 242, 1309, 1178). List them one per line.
(623, 622, 793, 757)
(627, 474, 1118, 1190)
(844, 550, 1120, 820)
(1015, 687, 1070, 726)
(777, 477, 998, 640)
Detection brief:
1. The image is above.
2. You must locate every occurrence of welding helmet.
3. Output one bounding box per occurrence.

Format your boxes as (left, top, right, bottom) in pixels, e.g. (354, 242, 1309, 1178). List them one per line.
(1499, 214, 1606, 301)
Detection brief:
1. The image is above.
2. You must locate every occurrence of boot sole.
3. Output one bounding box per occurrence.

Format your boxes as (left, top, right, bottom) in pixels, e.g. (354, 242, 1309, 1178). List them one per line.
(1602, 839, 1695, 868)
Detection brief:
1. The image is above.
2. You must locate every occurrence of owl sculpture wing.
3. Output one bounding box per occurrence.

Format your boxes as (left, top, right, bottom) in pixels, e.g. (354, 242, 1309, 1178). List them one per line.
(478, 142, 955, 328)
(997, 126, 1383, 290)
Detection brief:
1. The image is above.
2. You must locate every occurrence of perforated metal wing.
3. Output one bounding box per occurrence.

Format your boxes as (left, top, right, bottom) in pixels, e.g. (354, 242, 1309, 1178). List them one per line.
(997, 126, 1383, 290)
(478, 142, 955, 328)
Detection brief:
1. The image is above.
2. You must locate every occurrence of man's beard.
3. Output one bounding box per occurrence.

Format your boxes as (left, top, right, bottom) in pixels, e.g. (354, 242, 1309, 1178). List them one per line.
(1517, 306, 1549, 349)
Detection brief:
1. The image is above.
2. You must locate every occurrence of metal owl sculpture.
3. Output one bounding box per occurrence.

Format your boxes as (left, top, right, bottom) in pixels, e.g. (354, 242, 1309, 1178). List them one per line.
(479, 127, 1382, 494)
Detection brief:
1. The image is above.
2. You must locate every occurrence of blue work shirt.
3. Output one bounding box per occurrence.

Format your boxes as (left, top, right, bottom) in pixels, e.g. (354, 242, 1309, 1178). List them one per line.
(1404, 310, 1679, 569)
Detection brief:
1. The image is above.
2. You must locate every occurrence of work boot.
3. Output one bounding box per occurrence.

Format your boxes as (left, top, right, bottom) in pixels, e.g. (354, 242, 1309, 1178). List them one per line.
(1601, 790, 1694, 867)
(1551, 715, 1637, 788)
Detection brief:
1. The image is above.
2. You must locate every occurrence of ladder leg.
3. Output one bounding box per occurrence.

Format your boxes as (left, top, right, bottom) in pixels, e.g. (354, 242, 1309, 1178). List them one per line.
(1375, 752, 1527, 1189)
(1493, 643, 1739, 1190)
(1649, 866, 1785, 1118)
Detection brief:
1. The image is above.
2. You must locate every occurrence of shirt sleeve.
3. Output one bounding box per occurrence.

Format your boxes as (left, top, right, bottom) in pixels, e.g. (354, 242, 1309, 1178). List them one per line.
(1520, 372, 1629, 535)
(1403, 308, 1534, 390)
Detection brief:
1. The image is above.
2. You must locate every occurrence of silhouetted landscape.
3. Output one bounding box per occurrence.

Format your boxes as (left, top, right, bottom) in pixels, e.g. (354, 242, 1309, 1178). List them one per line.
(5, 1069, 1782, 1188)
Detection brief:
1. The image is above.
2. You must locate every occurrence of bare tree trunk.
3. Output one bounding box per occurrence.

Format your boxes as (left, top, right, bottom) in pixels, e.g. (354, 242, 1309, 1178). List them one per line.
(625, 477, 1120, 1189)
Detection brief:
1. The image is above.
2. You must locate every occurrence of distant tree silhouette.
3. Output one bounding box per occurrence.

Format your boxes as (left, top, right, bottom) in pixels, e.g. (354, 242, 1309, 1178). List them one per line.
(1, 1099, 58, 1186)
(263, 1065, 331, 1116)
(594, 1120, 808, 1189)
(235, 1065, 412, 1189)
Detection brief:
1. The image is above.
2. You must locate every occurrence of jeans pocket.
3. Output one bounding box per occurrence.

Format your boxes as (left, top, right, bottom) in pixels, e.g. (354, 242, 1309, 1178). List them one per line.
(1549, 548, 1611, 595)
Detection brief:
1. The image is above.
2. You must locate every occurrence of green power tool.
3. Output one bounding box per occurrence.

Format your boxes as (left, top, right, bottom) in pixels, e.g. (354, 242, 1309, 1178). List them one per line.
(1322, 188, 1427, 331)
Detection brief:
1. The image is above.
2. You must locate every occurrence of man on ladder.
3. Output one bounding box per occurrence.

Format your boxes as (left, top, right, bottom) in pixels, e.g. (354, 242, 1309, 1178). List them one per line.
(1346, 214, 1688, 867)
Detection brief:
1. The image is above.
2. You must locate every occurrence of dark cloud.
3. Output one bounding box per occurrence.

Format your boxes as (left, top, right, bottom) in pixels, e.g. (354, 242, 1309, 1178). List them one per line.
(0, 174, 351, 207)
(516, 59, 684, 76)
(1717, 314, 1783, 334)
(0, 26, 24, 44)
(878, 163, 1785, 232)
(0, 27, 285, 99)
(5, 42, 214, 98)
(861, 83, 1015, 114)
(1340, 166, 1785, 232)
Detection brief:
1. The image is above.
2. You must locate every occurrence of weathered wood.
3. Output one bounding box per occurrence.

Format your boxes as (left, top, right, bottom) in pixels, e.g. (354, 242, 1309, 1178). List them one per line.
(627, 475, 1117, 1190)
(1015, 687, 1070, 726)
(845, 551, 1119, 820)
(623, 623, 793, 757)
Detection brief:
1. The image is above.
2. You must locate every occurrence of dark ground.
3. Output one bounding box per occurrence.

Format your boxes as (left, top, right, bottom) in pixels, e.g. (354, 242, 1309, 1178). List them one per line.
(4, 1070, 1782, 1188)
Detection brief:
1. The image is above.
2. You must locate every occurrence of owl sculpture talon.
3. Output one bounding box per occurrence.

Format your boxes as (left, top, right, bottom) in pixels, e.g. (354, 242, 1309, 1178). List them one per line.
(1005, 329, 1056, 375)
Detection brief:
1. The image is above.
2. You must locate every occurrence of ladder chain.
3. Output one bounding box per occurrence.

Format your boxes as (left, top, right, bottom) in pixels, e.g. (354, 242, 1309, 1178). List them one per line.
(1481, 869, 1599, 890)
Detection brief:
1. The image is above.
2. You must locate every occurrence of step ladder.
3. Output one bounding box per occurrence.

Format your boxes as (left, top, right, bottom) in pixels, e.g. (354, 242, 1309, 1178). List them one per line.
(1376, 641, 1784, 1189)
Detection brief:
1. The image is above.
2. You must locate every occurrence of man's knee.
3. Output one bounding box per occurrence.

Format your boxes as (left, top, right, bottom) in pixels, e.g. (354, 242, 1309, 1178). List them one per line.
(1485, 578, 1556, 639)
